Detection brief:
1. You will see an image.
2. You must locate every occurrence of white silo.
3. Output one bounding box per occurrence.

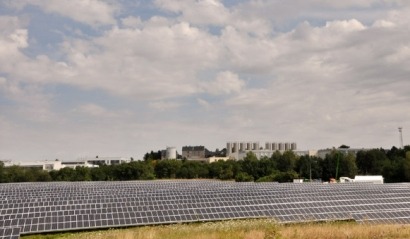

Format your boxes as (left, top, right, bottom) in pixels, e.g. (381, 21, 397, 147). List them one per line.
(227, 142, 232, 155)
(233, 142, 238, 153)
(240, 142, 246, 151)
(279, 143, 285, 151)
(166, 147, 177, 159)
(253, 142, 259, 150)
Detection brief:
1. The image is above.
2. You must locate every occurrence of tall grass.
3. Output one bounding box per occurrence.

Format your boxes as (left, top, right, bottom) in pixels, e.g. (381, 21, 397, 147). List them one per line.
(22, 219, 410, 239)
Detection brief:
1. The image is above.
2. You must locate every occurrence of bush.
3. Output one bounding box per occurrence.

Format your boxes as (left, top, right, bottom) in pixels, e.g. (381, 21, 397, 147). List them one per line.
(235, 172, 254, 182)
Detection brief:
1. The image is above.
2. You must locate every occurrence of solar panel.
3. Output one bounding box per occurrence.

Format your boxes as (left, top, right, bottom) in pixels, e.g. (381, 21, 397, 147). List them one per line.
(2, 181, 410, 238)
(0, 227, 20, 239)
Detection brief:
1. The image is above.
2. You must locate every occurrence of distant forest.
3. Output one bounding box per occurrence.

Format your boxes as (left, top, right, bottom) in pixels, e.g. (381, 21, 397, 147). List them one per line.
(1, 146, 409, 183)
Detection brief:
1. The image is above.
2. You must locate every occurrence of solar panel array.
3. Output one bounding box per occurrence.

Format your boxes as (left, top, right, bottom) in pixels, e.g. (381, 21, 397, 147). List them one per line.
(1, 181, 410, 238)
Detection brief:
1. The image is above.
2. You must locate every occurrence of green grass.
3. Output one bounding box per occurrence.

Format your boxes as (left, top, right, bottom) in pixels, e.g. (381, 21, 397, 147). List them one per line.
(21, 219, 410, 239)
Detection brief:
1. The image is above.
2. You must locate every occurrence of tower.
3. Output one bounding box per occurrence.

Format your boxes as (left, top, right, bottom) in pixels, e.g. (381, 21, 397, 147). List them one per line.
(399, 127, 404, 149)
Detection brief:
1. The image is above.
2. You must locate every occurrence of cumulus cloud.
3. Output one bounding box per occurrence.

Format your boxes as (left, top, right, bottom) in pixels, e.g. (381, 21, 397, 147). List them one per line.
(154, 0, 230, 26)
(1, 1, 410, 161)
(148, 101, 181, 111)
(200, 71, 245, 95)
(5, 0, 118, 27)
(54, 20, 221, 99)
(75, 103, 111, 117)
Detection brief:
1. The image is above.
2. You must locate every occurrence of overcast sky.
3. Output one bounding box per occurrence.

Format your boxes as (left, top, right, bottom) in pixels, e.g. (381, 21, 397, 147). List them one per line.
(1, 0, 409, 161)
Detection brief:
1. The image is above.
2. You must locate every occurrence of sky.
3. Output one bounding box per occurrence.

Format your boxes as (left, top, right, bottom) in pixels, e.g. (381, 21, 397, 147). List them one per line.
(1, 0, 409, 162)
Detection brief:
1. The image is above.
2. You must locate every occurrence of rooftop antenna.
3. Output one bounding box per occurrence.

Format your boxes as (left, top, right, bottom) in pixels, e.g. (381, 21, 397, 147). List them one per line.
(398, 127, 404, 149)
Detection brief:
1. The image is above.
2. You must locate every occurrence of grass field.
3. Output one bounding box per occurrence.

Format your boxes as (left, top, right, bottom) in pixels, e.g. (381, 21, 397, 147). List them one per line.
(21, 219, 410, 239)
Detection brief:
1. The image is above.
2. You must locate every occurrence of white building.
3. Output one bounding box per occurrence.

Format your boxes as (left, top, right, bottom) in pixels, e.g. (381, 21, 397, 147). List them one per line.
(61, 161, 98, 169)
(78, 157, 131, 166)
(2, 160, 64, 171)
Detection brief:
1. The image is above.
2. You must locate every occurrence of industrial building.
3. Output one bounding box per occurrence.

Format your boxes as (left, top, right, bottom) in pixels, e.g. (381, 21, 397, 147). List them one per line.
(1, 159, 64, 171)
(316, 148, 368, 159)
(182, 146, 206, 160)
(60, 161, 98, 169)
(2, 156, 132, 171)
(75, 157, 131, 166)
(226, 141, 297, 160)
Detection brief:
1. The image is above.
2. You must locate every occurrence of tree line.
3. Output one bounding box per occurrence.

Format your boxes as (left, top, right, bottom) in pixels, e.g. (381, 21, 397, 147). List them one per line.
(0, 146, 409, 183)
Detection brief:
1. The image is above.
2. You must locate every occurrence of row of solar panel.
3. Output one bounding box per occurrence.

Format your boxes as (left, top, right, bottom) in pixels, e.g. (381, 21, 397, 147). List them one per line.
(3, 185, 409, 197)
(2, 181, 410, 238)
(3, 198, 410, 219)
(0, 188, 403, 199)
(1, 184, 406, 194)
(3, 209, 409, 237)
(0, 227, 20, 239)
(2, 183, 403, 192)
(2, 205, 410, 230)
(4, 192, 410, 210)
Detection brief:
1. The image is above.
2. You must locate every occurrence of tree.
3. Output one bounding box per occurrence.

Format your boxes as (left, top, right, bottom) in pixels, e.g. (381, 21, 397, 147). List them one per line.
(74, 166, 92, 181)
(50, 167, 76, 181)
(256, 170, 298, 183)
(356, 149, 388, 175)
(321, 150, 342, 180)
(177, 160, 208, 179)
(154, 159, 182, 179)
(3, 166, 36, 182)
(0, 161, 4, 183)
(296, 155, 322, 180)
(258, 156, 277, 178)
(321, 150, 357, 180)
(240, 152, 260, 180)
(144, 150, 162, 161)
(276, 151, 298, 172)
(208, 160, 237, 180)
(340, 152, 357, 178)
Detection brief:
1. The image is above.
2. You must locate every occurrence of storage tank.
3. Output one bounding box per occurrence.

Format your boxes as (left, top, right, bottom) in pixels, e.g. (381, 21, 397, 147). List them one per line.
(226, 142, 232, 155)
(233, 142, 238, 153)
(253, 142, 259, 150)
(279, 143, 285, 151)
(240, 142, 246, 151)
(166, 147, 177, 159)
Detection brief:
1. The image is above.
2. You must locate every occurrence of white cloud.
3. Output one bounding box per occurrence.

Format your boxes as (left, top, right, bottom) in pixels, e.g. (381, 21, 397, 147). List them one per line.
(7, 0, 118, 27)
(76, 103, 110, 117)
(154, 0, 230, 26)
(200, 71, 245, 95)
(0, 17, 28, 73)
(196, 98, 211, 109)
(1, 1, 410, 161)
(54, 20, 221, 99)
(148, 101, 181, 111)
(120, 16, 143, 28)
